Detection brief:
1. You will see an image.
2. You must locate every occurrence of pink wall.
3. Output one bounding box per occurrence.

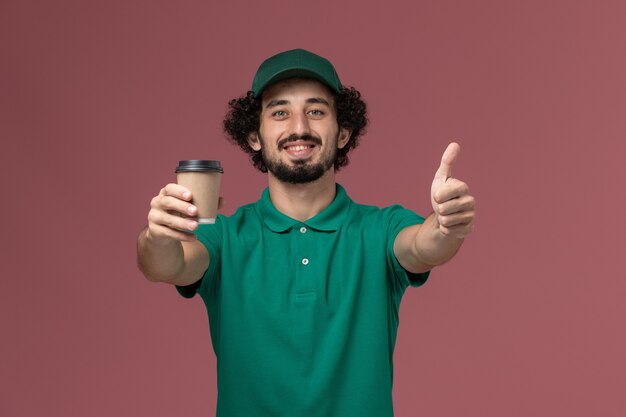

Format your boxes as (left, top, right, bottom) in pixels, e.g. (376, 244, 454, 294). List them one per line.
(2, 1, 625, 416)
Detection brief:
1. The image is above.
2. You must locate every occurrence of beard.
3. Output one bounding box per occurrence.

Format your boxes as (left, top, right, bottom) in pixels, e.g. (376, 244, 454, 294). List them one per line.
(260, 133, 338, 184)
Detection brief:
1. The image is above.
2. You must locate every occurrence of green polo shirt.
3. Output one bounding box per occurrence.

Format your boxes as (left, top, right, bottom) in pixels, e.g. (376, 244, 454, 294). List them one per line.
(177, 184, 429, 417)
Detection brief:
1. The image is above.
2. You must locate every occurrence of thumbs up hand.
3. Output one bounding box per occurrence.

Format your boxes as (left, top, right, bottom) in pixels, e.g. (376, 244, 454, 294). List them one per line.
(430, 143, 475, 239)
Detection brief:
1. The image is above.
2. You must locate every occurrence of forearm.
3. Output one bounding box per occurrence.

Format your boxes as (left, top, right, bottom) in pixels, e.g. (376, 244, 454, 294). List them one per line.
(413, 213, 464, 267)
(136, 227, 185, 283)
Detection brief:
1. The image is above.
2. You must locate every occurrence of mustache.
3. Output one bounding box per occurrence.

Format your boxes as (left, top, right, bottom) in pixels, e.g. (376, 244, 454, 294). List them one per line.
(277, 134, 322, 149)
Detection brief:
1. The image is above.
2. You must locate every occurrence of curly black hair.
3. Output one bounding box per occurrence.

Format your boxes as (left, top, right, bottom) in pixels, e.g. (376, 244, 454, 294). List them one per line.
(223, 86, 368, 173)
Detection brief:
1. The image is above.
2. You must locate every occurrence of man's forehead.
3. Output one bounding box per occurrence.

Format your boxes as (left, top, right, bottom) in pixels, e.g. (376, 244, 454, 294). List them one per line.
(261, 78, 335, 104)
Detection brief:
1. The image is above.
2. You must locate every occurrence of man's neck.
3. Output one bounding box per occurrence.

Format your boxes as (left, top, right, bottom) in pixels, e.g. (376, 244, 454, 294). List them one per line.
(267, 170, 338, 222)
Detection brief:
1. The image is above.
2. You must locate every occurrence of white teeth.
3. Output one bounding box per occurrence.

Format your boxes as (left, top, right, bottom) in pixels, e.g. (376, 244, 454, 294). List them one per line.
(287, 145, 309, 151)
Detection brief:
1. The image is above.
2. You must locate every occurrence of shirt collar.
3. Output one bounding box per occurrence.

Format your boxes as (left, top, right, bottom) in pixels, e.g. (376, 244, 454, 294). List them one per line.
(256, 184, 351, 233)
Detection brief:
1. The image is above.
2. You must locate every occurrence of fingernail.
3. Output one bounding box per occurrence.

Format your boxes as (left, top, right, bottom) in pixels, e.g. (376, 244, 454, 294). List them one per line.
(183, 191, 191, 200)
(187, 205, 197, 215)
(188, 221, 197, 230)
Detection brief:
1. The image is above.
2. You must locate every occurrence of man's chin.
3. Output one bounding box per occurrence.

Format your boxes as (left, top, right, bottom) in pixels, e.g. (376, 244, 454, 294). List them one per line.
(285, 155, 314, 165)
(269, 163, 326, 184)
(290, 160, 313, 167)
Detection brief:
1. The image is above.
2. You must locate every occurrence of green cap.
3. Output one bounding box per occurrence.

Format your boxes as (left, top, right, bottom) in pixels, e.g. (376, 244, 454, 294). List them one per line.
(251, 49, 342, 97)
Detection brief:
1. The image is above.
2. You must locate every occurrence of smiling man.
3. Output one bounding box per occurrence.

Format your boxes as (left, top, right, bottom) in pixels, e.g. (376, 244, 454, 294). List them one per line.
(250, 79, 349, 186)
(137, 49, 476, 417)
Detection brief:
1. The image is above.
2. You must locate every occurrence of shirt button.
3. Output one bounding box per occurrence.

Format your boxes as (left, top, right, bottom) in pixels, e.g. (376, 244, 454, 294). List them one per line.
(300, 226, 307, 234)
(302, 258, 309, 265)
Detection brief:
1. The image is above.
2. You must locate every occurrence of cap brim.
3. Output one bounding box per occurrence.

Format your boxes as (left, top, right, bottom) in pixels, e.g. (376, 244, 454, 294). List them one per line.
(255, 68, 339, 96)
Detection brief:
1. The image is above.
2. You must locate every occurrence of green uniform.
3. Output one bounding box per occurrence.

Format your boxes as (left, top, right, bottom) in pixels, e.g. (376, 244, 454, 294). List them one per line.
(177, 184, 429, 417)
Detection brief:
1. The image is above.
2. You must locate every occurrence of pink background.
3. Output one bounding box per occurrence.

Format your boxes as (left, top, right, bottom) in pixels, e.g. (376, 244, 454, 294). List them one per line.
(2, 1, 625, 416)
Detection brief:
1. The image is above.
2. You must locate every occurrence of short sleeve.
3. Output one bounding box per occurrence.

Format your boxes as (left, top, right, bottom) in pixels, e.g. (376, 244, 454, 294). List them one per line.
(385, 205, 431, 289)
(176, 278, 202, 298)
(175, 216, 223, 299)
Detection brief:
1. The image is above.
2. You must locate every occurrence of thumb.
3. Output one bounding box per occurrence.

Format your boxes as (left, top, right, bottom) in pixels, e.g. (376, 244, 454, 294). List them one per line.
(435, 142, 461, 181)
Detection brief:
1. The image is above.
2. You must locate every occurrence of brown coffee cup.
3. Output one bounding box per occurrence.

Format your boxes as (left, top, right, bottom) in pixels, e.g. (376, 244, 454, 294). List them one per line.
(175, 160, 223, 224)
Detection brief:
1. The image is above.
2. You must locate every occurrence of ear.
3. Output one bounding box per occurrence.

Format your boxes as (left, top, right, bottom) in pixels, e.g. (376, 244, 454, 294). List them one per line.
(337, 128, 352, 149)
(247, 132, 262, 151)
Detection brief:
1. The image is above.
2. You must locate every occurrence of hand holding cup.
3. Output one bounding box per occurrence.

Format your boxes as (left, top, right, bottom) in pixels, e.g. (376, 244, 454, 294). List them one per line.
(147, 183, 202, 242)
(146, 160, 223, 243)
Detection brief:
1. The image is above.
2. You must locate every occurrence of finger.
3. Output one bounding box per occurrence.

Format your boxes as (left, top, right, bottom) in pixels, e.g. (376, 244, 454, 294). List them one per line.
(438, 211, 475, 228)
(148, 209, 198, 232)
(436, 194, 475, 216)
(162, 183, 193, 201)
(151, 194, 198, 217)
(435, 142, 461, 181)
(432, 178, 469, 204)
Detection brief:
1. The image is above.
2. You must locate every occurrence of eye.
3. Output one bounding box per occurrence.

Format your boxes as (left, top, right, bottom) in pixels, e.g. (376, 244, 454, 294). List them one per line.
(272, 110, 288, 119)
(307, 109, 325, 118)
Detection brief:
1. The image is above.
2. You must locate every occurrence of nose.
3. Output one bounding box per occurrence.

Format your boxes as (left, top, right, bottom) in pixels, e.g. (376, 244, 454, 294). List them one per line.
(288, 112, 311, 137)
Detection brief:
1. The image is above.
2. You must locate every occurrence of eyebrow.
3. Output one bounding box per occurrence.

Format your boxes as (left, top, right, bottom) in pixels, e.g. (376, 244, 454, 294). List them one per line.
(306, 97, 330, 106)
(265, 97, 331, 109)
(265, 99, 289, 109)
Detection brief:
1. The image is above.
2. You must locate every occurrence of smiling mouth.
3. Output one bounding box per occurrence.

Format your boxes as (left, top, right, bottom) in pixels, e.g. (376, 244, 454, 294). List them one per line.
(281, 141, 317, 159)
(284, 144, 315, 151)
(278, 134, 322, 149)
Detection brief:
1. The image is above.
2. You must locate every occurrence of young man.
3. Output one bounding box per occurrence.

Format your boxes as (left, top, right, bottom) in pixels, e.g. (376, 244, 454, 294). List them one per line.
(137, 49, 475, 417)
